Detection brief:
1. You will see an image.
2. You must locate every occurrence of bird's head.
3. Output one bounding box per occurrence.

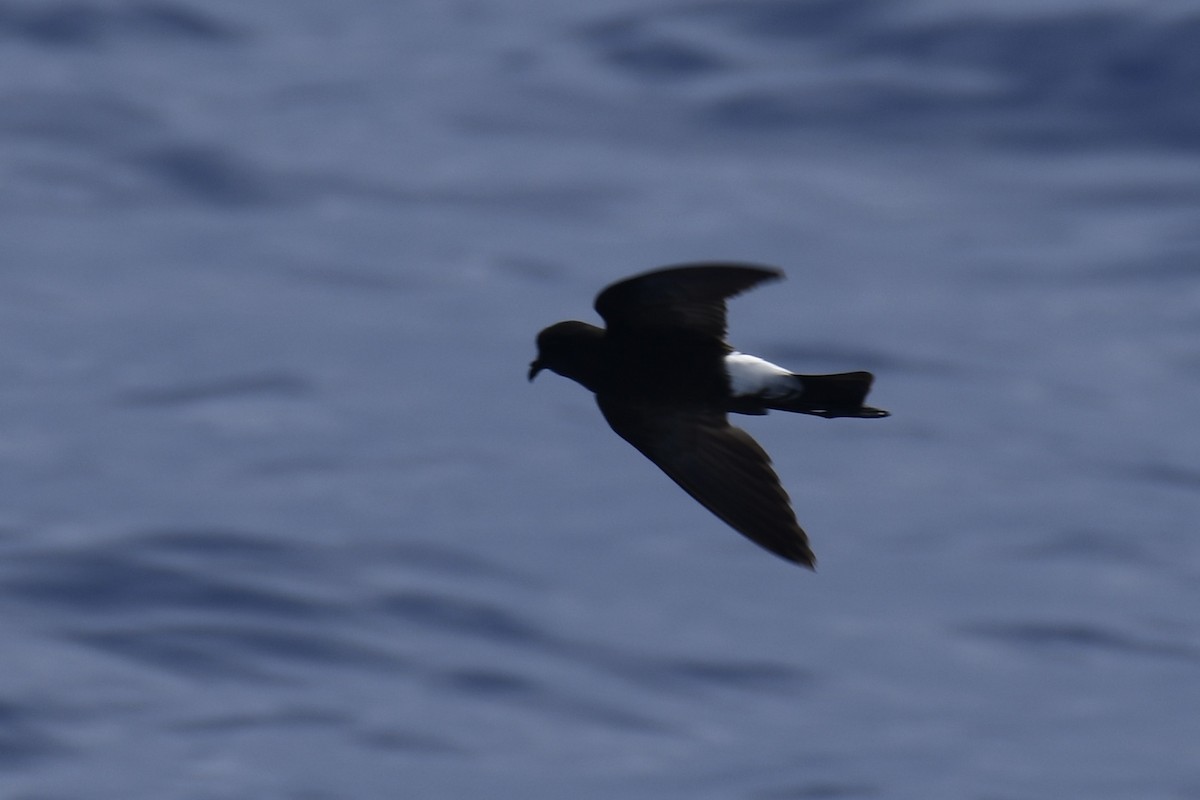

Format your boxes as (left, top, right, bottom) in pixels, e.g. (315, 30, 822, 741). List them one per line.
(528, 320, 605, 389)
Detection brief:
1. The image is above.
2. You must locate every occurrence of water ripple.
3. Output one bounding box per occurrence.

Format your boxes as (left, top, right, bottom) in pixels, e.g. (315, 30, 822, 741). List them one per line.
(0, 698, 70, 768)
(753, 782, 881, 799)
(0, 91, 161, 146)
(435, 667, 670, 732)
(1124, 460, 1200, 493)
(71, 623, 407, 680)
(124, 145, 282, 206)
(579, 17, 729, 81)
(124, 527, 301, 564)
(577, 4, 1200, 149)
(0, 1, 243, 47)
(960, 620, 1199, 662)
(377, 589, 810, 698)
(377, 590, 554, 648)
(4, 551, 325, 620)
(116, 373, 314, 409)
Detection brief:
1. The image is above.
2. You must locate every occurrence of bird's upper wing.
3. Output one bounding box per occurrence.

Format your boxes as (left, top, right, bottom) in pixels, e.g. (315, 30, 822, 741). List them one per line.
(594, 263, 783, 340)
(597, 395, 815, 568)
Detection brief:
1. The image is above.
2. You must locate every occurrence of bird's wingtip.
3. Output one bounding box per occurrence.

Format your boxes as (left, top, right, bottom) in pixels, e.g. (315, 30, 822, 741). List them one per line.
(787, 549, 817, 570)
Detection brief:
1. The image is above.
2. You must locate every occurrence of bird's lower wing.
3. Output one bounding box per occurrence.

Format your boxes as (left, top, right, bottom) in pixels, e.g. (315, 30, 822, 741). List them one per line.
(597, 396, 815, 568)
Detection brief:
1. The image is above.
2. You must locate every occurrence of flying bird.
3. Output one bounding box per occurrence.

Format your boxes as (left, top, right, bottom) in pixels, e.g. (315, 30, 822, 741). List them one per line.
(528, 262, 888, 568)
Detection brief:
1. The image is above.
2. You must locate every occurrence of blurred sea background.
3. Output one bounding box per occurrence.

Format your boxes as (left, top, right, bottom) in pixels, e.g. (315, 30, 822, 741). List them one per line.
(2, 1, 1199, 797)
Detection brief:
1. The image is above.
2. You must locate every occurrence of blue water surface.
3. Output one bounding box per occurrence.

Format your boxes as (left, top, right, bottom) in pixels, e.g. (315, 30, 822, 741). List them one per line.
(2, 1, 1199, 798)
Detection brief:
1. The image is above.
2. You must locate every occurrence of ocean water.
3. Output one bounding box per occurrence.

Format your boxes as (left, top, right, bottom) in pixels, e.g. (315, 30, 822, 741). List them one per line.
(2, 1, 1199, 798)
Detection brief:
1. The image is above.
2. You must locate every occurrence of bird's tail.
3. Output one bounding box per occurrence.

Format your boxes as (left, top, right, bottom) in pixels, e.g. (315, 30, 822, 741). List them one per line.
(768, 371, 889, 419)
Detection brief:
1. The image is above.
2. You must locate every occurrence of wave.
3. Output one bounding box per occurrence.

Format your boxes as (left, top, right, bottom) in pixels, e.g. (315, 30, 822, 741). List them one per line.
(580, 3, 1200, 150)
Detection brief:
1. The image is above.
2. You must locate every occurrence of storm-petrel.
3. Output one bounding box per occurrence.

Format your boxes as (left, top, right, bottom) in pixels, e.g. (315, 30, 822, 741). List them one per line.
(528, 262, 888, 568)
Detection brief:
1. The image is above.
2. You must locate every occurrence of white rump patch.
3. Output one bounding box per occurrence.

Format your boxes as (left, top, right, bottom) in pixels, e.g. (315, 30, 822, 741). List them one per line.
(725, 352, 796, 397)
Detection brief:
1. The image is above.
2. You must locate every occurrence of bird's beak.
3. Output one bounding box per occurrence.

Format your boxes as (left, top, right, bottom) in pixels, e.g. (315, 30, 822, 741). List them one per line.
(528, 360, 544, 382)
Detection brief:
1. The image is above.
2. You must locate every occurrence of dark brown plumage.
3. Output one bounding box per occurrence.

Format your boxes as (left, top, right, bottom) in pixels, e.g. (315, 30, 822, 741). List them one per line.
(529, 262, 888, 568)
